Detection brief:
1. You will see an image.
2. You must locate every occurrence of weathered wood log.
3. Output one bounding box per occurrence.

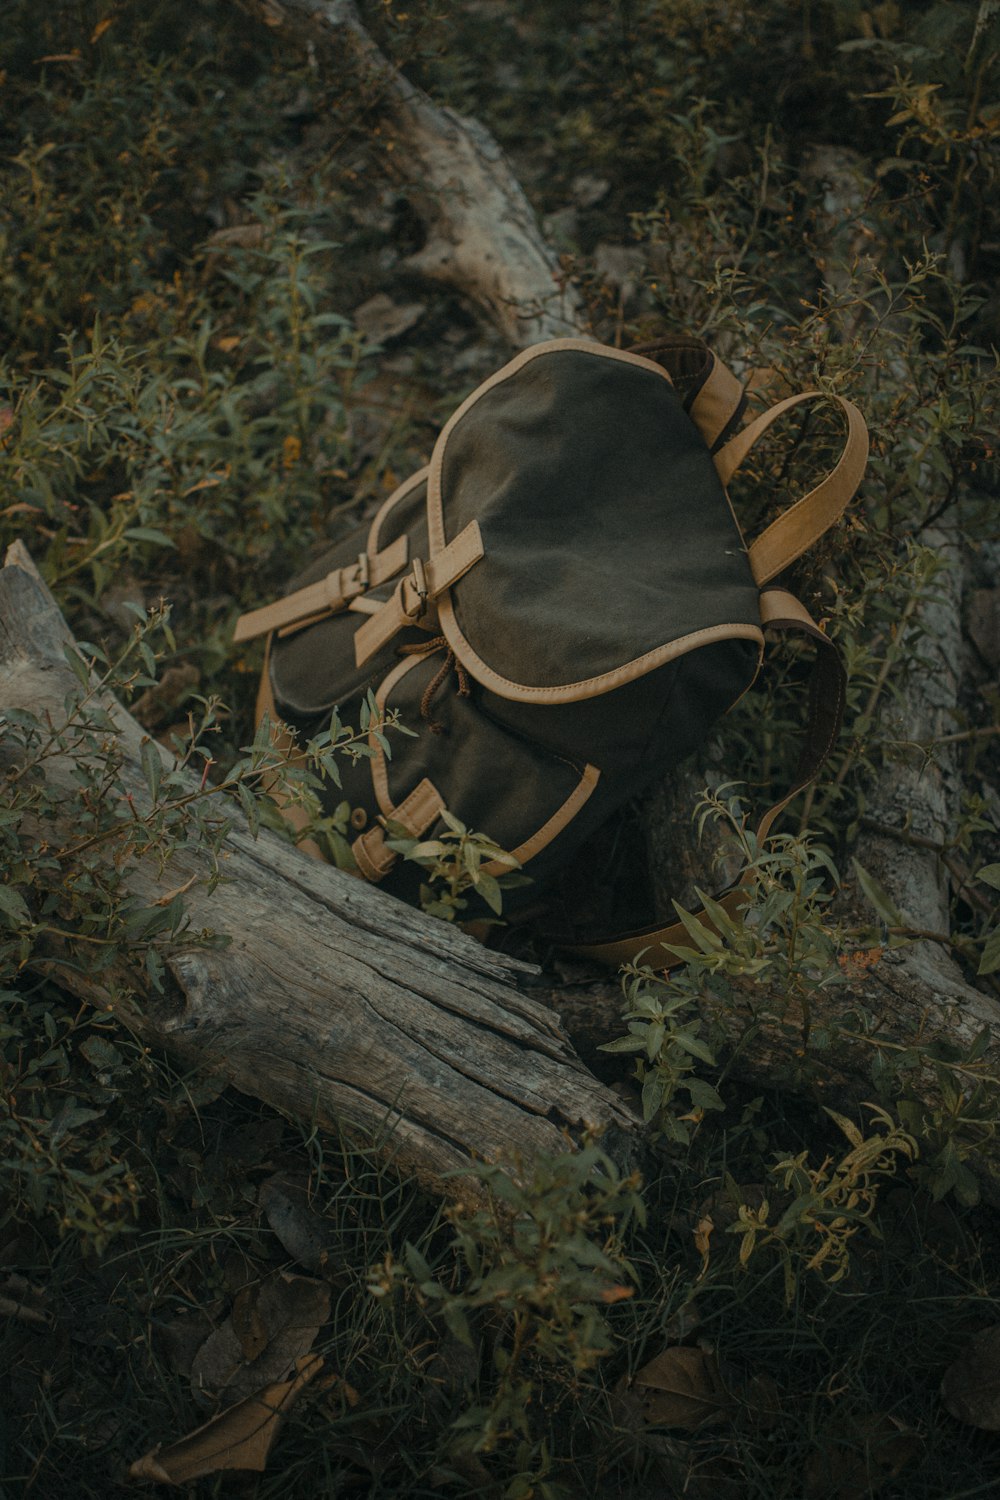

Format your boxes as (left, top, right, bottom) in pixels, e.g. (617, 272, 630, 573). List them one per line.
(235, 0, 584, 345)
(1, 544, 639, 1198)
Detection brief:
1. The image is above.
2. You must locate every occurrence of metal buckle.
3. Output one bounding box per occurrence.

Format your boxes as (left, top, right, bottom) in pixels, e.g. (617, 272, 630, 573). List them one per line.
(400, 557, 428, 622)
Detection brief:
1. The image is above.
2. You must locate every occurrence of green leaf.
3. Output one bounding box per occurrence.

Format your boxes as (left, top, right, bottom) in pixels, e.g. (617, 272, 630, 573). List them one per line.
(976, 863, 1000, 892)
(685, 1076, 725, 1112)
(0, 885, 31, 927)
(63, 643, 91, 689)
(823, 1107, 864, 1148)
(671, 901, 723, 953)
(475, 869, 503, 915)
(672, 1031, 716, 1065)
(140, 737, 161, 802)
(852, 859, 904, 928)
(124, 526, 175, 547)
(597, 1035, 647, 1055)
(978, 925, 1000, 977)
(79, 1036, 124, 1071)
(236, 778, 260, 837)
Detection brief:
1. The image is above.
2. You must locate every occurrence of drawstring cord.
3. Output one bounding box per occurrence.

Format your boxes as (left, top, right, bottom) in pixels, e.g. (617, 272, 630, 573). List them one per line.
(397, 635, 471, 733)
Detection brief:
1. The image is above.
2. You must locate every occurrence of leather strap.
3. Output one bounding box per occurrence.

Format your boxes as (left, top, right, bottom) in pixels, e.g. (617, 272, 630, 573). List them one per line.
(353, 520, 484, 668)
(715, 390, 868, 586)
(628, 336, 747, 452)
(233, 535, 409, 645)
(351, 777, 445, 881)
(688, 355, 748, 452)
(568, 588, 845, 969)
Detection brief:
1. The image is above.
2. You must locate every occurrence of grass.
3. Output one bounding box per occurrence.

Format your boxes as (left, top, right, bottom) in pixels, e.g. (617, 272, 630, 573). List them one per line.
(3, 1074, 999, 1497)
(2, 0, 1000, 1495)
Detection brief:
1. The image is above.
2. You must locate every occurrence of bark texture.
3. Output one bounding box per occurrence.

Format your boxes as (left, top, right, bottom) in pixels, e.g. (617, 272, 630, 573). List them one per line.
(237, 0, 584, 345)
(2, 544, 639, 1199)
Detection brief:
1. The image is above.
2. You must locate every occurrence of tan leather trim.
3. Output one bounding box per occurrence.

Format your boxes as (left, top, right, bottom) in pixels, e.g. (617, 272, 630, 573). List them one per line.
(348, 596, 383, 616)
(352, 824, 396, 880)
(482, 762, 600, 876)
(234, 534, 410, 645)
(426, 338, 762, 701)
(370, 650, 438, 815)
(353, 521, 484, 669)
(254, 646, 326, 863)
(427, 339, 672, 559)
(715, 391, 869, 587)
(366, 466, 429, 557)
(759, 586, 822, 634)
(689, 355, 746, 450)
(394, 777, 446, 835)
(426, 519, 483, 595)
(351, 776, 445, 883)
(434, 611, 765, 704)
(569, 885, 748, 968)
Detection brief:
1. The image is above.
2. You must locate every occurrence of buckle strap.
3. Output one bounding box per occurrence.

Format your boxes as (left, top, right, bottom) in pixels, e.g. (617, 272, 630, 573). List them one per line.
(353, 520, 484, 668)
(351, 777, 445, 882)
(232, 535, 409, 645)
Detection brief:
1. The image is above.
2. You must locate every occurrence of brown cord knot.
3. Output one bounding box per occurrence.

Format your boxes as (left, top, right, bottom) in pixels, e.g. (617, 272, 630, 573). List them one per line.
(397, 635, 471, 733)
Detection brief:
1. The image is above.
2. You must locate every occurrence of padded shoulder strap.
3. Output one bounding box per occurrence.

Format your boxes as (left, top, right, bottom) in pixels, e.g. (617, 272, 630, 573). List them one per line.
(567, 589, 845, 969)
(715, 390, 868, 586)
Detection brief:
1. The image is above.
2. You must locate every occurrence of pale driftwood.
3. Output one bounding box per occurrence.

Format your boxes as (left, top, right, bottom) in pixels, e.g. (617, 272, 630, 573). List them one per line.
(1, 544, 639, 1198)
(236, 0, 584, 345)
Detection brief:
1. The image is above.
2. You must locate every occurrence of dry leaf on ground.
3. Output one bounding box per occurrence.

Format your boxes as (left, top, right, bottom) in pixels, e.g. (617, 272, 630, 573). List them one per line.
(191, 1272, 330, 1407)
(942, 1324, 1000, 1429)
(259, 1173, 342, 1276)
(631, 1345, 734, 1429)
(803, 1411, 922, 1498)
(353, 293, 426, 344)
(129, 1352, 322, 1485)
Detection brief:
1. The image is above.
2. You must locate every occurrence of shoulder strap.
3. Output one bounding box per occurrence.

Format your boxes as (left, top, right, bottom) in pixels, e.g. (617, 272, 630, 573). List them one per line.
(629, 336, 748, 452)
(566, 588, 845, 969)
(715, 390, 869, 586)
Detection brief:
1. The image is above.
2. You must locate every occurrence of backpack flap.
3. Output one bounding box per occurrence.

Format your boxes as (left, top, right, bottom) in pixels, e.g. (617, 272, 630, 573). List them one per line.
(425, 339, 763, 708)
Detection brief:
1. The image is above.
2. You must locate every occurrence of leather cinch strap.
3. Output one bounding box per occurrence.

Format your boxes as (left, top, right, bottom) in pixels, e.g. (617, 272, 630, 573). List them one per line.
(353, 520, 484, 667)
(233, 536, 410, 644)
(569, 588, 846, 970)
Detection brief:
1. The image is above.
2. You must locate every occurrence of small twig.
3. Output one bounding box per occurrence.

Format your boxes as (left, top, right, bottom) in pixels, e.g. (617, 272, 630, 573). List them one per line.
(925, 725, 1000, 747)
(0, 1295, 50, 1327)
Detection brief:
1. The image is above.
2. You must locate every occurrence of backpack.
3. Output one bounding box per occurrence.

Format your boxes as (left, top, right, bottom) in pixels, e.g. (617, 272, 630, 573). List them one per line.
(233, 336, 867, 965)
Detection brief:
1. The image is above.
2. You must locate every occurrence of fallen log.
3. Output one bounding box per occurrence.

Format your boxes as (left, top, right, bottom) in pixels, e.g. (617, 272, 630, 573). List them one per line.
(1, 543, 639, 1198)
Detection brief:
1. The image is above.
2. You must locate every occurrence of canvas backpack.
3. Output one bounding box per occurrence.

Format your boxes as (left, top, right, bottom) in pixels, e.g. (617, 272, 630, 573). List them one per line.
(233, 335, 868, 965)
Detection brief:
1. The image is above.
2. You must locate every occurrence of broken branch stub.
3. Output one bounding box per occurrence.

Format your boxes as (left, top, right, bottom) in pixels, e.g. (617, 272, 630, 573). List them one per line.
(237, 0, 585, 345)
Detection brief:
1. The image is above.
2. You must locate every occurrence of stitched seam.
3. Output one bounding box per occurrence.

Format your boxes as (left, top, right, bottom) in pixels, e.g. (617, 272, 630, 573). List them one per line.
(367, 466, 429, 556)
(481, 763, 601, 876)
(427, 340, 675, 559)
(438, 607, 764, 702)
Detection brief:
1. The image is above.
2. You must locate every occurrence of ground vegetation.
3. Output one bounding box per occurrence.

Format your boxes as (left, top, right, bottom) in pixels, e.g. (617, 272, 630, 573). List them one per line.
(2, 1, 1000, 1495)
